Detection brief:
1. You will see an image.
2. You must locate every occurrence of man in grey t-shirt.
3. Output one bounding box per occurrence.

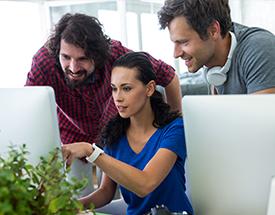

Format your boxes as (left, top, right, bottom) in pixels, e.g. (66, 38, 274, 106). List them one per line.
(158, 0, 275, 94)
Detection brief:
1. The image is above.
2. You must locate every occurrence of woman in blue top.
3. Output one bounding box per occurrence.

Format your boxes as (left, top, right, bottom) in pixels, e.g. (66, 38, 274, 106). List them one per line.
(62, 52, 193, 215)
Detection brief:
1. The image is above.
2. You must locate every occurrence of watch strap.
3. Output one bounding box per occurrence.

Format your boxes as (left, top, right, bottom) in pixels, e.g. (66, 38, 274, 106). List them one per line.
(86, 143, 104, 163)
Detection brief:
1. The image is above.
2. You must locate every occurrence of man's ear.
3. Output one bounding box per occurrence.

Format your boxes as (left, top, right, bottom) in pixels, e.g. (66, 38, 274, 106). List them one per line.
(208, 20, 221, 40)
(146, 80, 156, 97)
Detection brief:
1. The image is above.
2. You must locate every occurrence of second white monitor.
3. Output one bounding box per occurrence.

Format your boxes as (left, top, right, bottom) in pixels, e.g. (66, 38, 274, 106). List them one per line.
(182, 94, 275, 215)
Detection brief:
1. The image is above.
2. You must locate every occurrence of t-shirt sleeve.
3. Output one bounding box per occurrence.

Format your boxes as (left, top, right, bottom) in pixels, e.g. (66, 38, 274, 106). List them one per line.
(240, 30, 275, 93)
(104, 145, 112, 156)
(159, 118, 186, 161)
(103, 143, 118, 157)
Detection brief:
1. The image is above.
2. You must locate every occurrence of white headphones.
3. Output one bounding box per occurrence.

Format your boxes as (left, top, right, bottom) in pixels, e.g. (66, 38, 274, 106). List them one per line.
(205, 31, 237, 86)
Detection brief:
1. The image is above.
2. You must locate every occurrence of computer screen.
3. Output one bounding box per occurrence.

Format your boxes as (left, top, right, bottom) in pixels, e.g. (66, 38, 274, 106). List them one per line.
(182, 94, 275, 215)
(0, 86, 95, 197)
(0, 86, 61, 165)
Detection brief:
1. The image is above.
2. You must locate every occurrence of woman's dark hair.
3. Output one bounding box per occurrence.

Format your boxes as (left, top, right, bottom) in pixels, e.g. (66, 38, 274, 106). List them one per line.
(99, 51, 181, 146)
(45, 13, 111, 68)
(158, 0, 232, 39)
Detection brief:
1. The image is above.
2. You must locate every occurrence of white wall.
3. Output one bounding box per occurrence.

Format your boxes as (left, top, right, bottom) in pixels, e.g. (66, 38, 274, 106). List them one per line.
(0, 1, 47, 87)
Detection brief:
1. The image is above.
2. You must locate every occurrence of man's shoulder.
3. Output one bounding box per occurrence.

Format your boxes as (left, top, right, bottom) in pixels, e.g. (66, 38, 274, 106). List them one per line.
(33, 46, 50, 58)
(29, 46, 61, 82)
(33, 46, 57, 65)
(109, 39, 131, 58)
(110, 39, 122, 47)
(232, 22, 275, 43)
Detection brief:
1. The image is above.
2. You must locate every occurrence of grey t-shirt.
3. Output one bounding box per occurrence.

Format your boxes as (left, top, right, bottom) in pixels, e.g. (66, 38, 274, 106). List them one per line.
(215, 22, 275, 94)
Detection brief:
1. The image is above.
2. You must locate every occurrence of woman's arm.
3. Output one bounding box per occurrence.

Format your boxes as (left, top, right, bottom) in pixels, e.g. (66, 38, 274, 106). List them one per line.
(62, 143, 177, 198)
(96, 148, 177, 197)
(79, 173, 117, 209)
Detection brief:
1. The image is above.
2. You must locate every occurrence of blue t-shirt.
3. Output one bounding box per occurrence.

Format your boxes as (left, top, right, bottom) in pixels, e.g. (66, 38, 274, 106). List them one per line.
(104, 118, 193, 215)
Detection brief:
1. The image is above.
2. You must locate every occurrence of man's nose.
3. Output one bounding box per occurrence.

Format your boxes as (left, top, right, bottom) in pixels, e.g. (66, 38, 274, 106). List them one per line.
(174, 44, 184, 59)
(69, 59, 80, 73)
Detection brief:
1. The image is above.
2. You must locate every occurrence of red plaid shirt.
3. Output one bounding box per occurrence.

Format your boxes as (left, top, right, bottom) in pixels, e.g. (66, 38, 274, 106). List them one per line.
(26, 40, 175, 144)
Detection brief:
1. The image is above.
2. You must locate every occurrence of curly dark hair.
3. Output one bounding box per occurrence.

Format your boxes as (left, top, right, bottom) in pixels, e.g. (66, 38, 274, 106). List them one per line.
(45, 13, 111, 68)
(158, 0, 232, 39)
(99, 51, 181, 146)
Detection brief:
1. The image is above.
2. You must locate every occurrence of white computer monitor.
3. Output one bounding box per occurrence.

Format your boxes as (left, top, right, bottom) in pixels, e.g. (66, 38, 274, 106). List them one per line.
(0, 86, 94, 197)
(0, 86, 61, 165)
(182, 94, 275, 215)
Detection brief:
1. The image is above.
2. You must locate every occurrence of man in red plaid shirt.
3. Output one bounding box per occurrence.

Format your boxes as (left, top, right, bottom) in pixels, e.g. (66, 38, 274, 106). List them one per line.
(26, 13, 182, 146)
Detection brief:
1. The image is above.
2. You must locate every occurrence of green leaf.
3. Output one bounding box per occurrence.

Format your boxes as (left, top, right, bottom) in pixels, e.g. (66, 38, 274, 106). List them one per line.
(48, 196, 67, 213)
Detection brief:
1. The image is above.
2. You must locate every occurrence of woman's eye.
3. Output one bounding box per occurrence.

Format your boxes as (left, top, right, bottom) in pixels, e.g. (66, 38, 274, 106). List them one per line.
(123, 87, 131, 92)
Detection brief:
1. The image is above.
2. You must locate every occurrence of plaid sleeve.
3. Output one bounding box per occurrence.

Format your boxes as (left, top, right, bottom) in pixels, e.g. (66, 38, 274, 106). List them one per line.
(144, 52, 176, 87)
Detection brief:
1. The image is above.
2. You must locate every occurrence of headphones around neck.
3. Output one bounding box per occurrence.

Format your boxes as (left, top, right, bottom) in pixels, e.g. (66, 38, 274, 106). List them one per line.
(205, 31, 237, 86)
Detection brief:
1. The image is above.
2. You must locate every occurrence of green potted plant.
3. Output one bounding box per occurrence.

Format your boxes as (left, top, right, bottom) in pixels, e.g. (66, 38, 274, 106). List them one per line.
(0, 144, 95, 215)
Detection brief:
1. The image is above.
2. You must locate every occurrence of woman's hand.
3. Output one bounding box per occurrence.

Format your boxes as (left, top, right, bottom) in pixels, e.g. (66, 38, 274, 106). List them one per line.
(62, 142, 93, 166)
